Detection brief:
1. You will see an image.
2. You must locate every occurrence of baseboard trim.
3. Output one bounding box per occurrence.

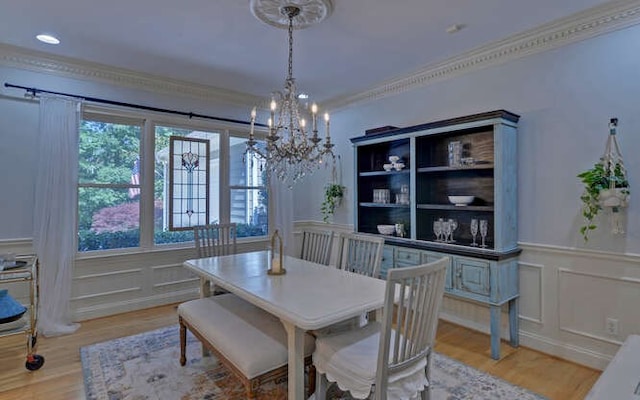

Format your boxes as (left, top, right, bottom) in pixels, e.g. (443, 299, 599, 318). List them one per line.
(439, 311, 611, 370)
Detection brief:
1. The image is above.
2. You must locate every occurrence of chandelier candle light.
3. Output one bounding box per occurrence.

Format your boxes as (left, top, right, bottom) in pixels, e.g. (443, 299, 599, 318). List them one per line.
(246, 0, 335, 185)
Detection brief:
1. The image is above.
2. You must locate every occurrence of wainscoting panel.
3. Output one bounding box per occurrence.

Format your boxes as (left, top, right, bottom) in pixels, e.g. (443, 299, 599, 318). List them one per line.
(71, 239, 266, 321)
(5, 231, 640, 370)
(558, 268, 640, 345)
(519, 262, 544, 324)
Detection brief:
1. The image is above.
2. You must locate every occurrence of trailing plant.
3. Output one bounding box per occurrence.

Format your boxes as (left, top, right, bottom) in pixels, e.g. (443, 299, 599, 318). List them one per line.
(577, 160, 629, 241)
(321, 183, 345, 223)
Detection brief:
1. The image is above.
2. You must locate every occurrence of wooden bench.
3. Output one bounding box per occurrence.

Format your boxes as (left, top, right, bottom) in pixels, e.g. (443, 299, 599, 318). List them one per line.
(585, 334, 640, 400)
(178, 294, 315, 398)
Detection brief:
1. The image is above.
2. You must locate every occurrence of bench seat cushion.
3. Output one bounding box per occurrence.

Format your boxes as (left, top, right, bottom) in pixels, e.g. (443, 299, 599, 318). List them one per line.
(178, 294, 315, 379)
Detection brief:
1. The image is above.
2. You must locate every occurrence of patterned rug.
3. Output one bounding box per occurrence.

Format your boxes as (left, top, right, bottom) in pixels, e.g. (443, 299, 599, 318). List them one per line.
(80, 325, 547, 400)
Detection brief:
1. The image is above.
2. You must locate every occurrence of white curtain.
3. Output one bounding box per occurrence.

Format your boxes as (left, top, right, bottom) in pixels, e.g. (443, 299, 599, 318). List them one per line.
(34, 95, 81, 337)
(270, 179, 294, 256)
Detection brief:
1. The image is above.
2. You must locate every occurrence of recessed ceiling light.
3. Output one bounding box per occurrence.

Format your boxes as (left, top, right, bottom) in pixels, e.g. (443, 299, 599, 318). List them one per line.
(36, 34, 60, 45)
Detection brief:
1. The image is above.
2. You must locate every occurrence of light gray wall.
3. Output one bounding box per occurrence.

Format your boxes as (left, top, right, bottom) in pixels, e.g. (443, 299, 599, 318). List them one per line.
(0, 64, 249, 240)
(295, 23, 640, 254)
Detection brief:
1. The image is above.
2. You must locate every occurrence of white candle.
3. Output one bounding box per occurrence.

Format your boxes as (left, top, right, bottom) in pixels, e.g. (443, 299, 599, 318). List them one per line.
(324, 112, 330, 139)
(311, 103, 318, 132)
(272, 258, 281, 273)
(270, 99, 276, 135)
(249, 106, 256, 139)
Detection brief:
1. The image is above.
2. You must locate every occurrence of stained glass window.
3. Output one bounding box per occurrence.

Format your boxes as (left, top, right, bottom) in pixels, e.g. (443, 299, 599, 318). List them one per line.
(169, 136, 209, 230)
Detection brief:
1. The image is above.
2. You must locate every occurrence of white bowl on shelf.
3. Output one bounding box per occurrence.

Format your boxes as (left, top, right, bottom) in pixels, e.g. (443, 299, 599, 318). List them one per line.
(393, 162, 405, 171)
(383, 163, 393, 171)
(377, 224, 396, 235)
(388, 155, 400, 163)
(448, 195, 475, 206)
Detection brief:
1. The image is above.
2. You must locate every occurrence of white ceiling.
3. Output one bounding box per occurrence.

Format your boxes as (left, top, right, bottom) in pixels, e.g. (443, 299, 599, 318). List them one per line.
(0, 0, 613, 105)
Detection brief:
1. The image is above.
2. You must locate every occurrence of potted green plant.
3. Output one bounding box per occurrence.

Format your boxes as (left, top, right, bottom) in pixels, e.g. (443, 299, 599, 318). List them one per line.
(321, 183, 345, 223)
(577, 160, 629, 241)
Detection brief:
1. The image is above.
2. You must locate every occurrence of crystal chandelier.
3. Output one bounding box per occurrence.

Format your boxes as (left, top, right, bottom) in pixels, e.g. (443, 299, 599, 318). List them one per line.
(246, 1, 335, 185)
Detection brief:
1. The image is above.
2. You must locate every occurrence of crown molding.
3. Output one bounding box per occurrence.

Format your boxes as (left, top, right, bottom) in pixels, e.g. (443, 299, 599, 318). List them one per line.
(326, 0, 640, 110)
(0, 43, 262, 107)
(2, 1, 639, 111)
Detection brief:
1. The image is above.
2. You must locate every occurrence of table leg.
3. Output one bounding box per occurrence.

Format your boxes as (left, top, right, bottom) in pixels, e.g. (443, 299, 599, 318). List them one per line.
(282, 321, 306, 400)
(489, 305, 501, 360)
(508, 297, 519, 348)
(199, 277, 211, 358)
(199, 277, 210, 298)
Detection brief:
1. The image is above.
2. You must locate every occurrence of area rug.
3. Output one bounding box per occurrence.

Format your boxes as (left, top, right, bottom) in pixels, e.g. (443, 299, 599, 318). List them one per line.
(80, 325, 547, 400)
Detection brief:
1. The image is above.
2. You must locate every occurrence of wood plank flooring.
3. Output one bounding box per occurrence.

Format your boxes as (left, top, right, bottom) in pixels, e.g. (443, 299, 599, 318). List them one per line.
(0, 304, 601, 399)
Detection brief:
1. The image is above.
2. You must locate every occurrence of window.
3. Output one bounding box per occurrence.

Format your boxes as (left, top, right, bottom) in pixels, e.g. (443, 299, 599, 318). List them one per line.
(229, 136, 268, 238)
(78, 116, 142, 251)
(155, 126, 220, 244)
(77, 111, 268, 253)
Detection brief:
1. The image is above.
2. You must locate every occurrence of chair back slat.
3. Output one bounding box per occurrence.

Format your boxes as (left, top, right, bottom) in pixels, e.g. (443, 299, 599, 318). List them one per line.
(336, 232, 384, 278)
(375, 257, 449, 399)
(194, 223, 237, 258)
(300, 229, 334, 265)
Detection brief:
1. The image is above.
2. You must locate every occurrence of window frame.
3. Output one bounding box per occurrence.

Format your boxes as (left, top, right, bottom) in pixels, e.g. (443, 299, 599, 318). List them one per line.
(77, 105, 270, 256)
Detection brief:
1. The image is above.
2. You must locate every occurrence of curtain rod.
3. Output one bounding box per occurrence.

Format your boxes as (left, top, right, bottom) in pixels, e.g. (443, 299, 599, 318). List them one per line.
(3, 82, 268, 127)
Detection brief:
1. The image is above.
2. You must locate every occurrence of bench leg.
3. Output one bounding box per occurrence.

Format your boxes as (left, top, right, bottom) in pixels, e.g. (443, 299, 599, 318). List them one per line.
(179, 318, 187, 366)
(247, 381, 258, 399)
(308, 365, 316, 398)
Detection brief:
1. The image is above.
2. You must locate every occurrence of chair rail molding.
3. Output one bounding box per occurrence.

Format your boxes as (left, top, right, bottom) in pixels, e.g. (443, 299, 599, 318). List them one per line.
(0, 238, 33, 255)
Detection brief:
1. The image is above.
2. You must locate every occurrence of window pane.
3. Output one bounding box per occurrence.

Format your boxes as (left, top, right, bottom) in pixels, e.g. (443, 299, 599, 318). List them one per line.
(230, 136, 268, 238)
(79, 120, 141, 184)
(231, 188, 268, 238)
(230, 136, 266, 187)
(78, 187, 140, 251)
(155, 127, 220, 243)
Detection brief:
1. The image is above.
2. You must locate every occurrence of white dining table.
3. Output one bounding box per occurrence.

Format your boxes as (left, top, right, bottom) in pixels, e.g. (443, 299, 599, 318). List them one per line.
(183, 250, 388, 399)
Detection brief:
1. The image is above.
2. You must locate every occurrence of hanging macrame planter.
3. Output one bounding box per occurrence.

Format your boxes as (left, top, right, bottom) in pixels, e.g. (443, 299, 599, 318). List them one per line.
(578, 118, 630, 240)
(321, 156, 345, 223)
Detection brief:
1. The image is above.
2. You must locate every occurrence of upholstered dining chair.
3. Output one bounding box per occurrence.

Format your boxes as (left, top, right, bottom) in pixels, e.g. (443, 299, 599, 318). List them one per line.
(312, 257, 449, 400)
(335, 232, 384, 278)
(194, 223, 237, 296)
(300, 228, 334, 266)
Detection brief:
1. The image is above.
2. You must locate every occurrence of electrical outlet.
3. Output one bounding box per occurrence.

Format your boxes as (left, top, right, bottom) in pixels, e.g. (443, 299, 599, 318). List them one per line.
(606, 317, 619, 336)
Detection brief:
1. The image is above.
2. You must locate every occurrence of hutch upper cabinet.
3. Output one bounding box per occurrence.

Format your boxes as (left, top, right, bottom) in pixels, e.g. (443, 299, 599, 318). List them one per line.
(351, 110, 520, 359)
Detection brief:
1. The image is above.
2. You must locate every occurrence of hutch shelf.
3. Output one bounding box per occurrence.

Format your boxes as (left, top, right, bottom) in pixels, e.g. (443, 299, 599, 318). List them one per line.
(351, 110, 520, 359)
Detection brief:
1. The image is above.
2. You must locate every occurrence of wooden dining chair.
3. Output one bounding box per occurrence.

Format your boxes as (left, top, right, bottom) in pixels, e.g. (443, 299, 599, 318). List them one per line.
(194, 223, 237, 296)
(335, 232, 384, 278)
(313, 257, 449, 400)
(300, 228, 334, 266)
(194, 223, 237, 257)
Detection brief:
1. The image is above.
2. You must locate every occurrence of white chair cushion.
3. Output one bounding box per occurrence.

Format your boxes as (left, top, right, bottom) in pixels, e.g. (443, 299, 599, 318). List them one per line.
(178, 294, 315, 379)
(313, 321, 429, 400)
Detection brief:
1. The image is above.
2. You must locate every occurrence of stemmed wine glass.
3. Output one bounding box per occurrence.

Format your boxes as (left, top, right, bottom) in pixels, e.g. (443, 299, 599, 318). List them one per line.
(480, 219, 488, 248)
(433, 220, 442, 242)
(470, 219, 479, 246)
(442, 220, 452, 243)
(448, 218, 458, 243)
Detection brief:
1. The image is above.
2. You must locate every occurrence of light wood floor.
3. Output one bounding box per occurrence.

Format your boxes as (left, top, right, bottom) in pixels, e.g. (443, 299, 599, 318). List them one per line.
(0, 304, 601, 400)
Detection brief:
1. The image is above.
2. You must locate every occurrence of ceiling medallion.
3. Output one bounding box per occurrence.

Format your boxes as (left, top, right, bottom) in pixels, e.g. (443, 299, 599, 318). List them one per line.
(249, 0, 333, 29)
